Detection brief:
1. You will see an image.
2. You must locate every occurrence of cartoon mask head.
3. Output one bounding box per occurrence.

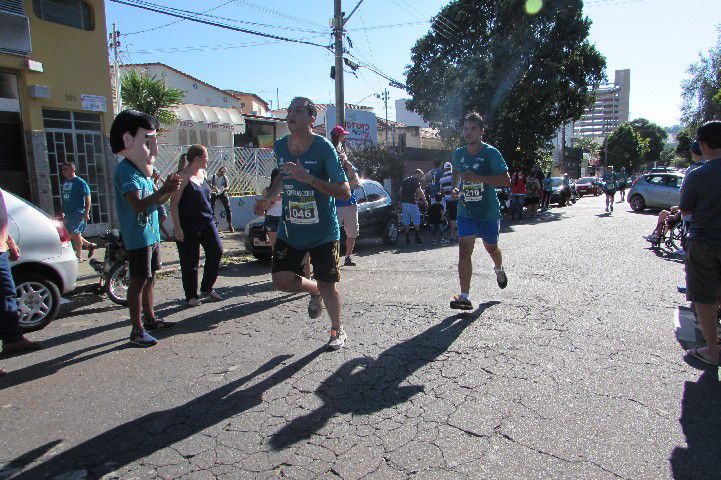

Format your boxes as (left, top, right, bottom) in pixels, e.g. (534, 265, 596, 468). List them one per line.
(109, 109, 160, 177)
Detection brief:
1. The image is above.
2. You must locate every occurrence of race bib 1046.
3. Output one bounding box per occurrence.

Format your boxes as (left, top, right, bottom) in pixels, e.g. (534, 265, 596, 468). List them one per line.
(288, 199, 319, 224)
(462, 183, 484, 202)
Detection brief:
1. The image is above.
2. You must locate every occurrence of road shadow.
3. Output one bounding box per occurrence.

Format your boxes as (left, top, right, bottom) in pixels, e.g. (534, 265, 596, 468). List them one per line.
(670, 369, 721, 479)
(0, 440, 63, 479)
(59, 289, 124, 319)
(0, 339, 126, 390)
(595, 212, 613, 218)
(648, 246, 685, 264)
(9, 350, 323, 479)
(269, 302, 498, 449)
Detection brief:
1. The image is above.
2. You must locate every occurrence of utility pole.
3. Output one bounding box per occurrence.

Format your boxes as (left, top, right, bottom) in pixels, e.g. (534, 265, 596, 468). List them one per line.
(276, 88, 280, 111)
(333, 0, 345, 130)
(381, 89, 389, 144)
(110, 23, 122, 113)
(560, 122, 566, 174)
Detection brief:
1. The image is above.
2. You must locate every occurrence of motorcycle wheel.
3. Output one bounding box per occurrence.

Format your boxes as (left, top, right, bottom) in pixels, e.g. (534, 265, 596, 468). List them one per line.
(106, 261, 130, 306)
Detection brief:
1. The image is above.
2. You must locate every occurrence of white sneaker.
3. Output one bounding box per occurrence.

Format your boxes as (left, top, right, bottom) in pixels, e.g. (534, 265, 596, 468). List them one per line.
(328, 326, 347, 350)
(308, 294, 324, 319)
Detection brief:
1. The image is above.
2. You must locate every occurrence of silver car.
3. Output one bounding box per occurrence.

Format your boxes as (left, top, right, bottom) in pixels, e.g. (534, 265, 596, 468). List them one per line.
(627, 173, 684, 212)
(5, 189, 78, 331)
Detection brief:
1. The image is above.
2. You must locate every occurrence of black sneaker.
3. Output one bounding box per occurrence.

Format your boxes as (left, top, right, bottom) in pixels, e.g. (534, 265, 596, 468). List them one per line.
(344, 256, 356, 266)
(495, 268, 508, 289)
(450, 294, 473, 310)
(143, 317, 176, 331)
(129, 328, 158, 347)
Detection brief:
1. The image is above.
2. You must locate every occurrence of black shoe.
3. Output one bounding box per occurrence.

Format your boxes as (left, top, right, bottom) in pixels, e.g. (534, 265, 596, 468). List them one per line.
(450, 295, 473, 310)
(143, 317, 176, 331)
(344, 256, 356, 266)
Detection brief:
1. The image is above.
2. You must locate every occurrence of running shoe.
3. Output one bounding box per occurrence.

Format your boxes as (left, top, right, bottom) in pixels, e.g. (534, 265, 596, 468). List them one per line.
(202, 290, 223, 301)
(129, 328, 158, 347)
(327, 326, 347, 350)
(450, 294, 473, 310)
(644, 235, 659, 243)
(344, 256, 356, 266)
(495, 267, 508, 289)
(308, 294, 324, 319)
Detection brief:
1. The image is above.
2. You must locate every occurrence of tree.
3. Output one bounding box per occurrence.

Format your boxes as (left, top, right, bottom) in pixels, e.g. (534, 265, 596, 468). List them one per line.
(628, 118, 667, 164)
(351, 144, 404, 184)
(604, 123, 649, 171)
(120, 69, 185, 125)
(405, 0, 606, 170)
(572, 137, 601, 158)
(674, 128, 694, 163)
(681, 26, 721, 129)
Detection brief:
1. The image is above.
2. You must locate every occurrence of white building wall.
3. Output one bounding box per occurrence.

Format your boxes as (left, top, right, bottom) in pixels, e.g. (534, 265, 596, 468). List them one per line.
(119, 65, 244, 110)
(395, 99, 430, 128)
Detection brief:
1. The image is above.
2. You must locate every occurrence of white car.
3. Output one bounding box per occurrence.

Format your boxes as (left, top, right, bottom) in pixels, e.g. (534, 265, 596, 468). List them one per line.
(5, 189, 78, 331)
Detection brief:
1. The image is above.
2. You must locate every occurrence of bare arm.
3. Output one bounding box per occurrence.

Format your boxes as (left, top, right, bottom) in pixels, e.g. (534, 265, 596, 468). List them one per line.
(254, 173, 283, 215)
(124, 174, 181, 214)
(169, 175, 189, 240)
(343, 158, 360, 188)
(84, 195, 91, 220)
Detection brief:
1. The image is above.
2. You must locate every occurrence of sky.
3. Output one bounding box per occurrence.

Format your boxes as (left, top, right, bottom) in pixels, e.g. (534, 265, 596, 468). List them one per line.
(105, 0, 720, 128)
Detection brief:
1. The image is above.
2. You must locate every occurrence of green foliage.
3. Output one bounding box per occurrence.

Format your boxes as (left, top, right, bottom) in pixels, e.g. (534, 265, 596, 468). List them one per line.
(351, 144, 404, 183)
(661, 145, 688, 168)
(681, 26, 721, 129)
(405, 0, 606, 166)
(121, 69, 185, 125)
(572, 137, 601, 157)
(675, 128, 693, 162)
(628, 118, 667, 164)
(605, 123, 649, 171)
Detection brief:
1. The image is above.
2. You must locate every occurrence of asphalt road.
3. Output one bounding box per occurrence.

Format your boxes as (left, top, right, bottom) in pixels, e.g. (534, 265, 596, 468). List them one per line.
(0, 195, 715, 480)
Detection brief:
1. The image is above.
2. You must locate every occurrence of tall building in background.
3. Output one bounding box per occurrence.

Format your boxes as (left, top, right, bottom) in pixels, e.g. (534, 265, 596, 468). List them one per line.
(573, 69, 630, 138)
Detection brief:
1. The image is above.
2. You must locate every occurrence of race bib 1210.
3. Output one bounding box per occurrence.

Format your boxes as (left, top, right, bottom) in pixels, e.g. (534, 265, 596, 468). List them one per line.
(462, 183, 484, 202)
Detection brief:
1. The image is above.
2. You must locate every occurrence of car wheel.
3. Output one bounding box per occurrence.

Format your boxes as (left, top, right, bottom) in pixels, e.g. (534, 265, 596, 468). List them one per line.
(106, 262, 130, 306)
(382, 220, 399, 245)
(630, 194, 645, 212)
(14, 272, 61, 332)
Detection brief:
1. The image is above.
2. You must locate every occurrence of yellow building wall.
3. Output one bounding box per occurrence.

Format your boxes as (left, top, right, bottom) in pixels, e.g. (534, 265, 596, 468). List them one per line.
(0, 0, 113, 132)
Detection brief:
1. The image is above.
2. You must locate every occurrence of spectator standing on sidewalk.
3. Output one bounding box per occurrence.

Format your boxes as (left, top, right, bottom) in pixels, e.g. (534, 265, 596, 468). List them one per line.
(111, 110, 182, 347)
(428, 193, 446, 244)
(60, 162, 97, 260)
(509, 171, 526, 221)
(170, 144, 224, 307)
(263, 168, 283, 248)
(399, 169, 425, 246)
(210, 166, 234, 233)
(542, 171, 553, 210)
(331, 125, 361, 266)
(525, 172, 541, 217)
(0, 189, 41, 373)
(680, 120, 721, 366)
(439, 162, 458, 241)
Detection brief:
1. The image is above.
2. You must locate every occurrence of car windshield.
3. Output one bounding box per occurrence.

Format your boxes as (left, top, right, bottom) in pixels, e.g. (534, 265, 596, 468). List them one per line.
(577, 177, 595, 183)
(551, 178, 563, 187)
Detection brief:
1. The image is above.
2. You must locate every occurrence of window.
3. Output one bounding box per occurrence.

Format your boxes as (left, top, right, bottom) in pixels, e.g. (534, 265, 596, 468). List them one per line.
(645, 175, 665, 185)
(364, 182, 387, 202)
(353, 186, 366, 204)
(664, 176, 681, 188)
(33, 0, 93, 30)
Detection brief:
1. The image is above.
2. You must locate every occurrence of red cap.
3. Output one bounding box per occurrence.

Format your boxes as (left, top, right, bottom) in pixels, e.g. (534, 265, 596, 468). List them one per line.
(331, 125, 350, 136)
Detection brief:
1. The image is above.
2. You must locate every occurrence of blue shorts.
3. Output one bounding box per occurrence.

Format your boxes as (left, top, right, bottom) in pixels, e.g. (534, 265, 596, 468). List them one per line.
(401, 203, 421, 227)
(457, 216, 500, 244)
(64, 213, 87, 234)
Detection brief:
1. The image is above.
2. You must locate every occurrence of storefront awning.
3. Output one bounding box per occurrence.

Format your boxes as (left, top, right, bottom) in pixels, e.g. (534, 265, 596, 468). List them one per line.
(174, 103, 246, 129)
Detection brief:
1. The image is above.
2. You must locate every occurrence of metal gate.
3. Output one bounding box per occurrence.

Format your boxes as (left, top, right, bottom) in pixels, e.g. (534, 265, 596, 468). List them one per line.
(43, 109, 110, 237)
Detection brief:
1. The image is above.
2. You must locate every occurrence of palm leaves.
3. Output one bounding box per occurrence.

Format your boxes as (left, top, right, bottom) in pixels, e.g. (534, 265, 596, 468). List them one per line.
(120, 69, 185, 125)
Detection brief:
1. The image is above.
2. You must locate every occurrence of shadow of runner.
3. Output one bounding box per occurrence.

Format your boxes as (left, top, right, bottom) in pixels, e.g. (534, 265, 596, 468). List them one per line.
(670, 369, 721, 479)
(11, 350, 325, 479)
(0, 440, 62, 479)
(269, 302, 498, 450)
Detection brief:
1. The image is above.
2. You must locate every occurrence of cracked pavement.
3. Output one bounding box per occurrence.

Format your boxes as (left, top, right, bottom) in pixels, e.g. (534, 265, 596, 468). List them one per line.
(0, 196, 713, 479)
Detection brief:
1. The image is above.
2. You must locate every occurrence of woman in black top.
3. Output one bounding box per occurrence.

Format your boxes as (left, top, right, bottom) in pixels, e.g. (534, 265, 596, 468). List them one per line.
(170, 144, 223, 306)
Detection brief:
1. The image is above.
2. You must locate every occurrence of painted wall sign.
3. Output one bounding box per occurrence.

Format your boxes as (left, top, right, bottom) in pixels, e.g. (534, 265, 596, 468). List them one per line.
(80, 94, 107, 112)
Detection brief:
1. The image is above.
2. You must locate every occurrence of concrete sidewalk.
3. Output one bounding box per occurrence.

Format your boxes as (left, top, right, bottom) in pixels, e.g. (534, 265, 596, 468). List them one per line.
(76, 231, 249, 288)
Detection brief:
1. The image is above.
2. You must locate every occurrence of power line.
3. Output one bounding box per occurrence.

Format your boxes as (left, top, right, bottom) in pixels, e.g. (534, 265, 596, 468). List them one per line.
(346, 21, 428, 31)
(109, 0, 332, 50)
(125, 0, 239, 35)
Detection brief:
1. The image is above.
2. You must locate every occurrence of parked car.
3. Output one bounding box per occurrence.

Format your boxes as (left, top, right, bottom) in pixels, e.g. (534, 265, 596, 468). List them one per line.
(548, 177, 574, 206)
(575, 177, 601, 196)
(244, 179, 399, 260)
(5, 189, 78, 331)
(627, 173, 684, 212)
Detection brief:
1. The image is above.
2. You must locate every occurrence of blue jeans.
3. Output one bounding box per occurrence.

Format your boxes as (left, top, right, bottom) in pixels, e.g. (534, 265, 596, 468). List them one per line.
(510, 194, 525, 219)
(0, 251, 22, 343)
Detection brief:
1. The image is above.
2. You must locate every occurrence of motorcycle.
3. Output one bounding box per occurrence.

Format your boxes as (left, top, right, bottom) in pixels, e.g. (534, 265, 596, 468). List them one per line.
(88, 229, 129, 306)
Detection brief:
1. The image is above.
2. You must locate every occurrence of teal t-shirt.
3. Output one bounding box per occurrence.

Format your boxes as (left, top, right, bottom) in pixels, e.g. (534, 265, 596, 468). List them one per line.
(603, 172, 618, 190)
(61, 177, 91, 215)
(451, 144, 508, 221)
(618, 172, 628, 187)
(114, 159, 160, 250)
(275, 135, 347, 249)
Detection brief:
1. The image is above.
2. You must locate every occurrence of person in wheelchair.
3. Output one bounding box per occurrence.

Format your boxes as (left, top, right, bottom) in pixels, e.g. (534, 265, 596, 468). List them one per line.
(644, 205, 681, 243)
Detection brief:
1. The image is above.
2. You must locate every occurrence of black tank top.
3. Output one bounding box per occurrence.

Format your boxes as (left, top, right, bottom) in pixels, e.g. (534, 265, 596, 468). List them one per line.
(178, 175, 214, 231)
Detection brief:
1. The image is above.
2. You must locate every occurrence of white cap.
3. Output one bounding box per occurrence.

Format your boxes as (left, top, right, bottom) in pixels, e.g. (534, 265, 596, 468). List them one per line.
(443, 162, 452, 170)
